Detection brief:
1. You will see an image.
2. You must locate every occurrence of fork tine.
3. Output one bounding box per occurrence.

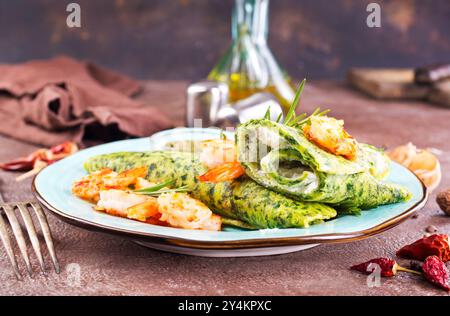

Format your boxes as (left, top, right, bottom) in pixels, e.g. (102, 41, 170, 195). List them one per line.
(16, 204, 46, 274)
(30, 203, 60, 274)
(3, 205, 33, 277)
(0, 210, 22, 280)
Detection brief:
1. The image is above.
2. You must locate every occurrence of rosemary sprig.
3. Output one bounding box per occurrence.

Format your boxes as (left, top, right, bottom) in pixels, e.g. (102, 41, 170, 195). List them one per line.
(260, 78, 330, 128)
(134, 179, 190, 196)
(292, 108, 330, 128)
(287, 113, 307, 125)
(263, 106, 271, 120)
(284, 78, 306, 126)
(135, 186, 190, 196)
(275, 112, 283, 123)
(134, 179, 175, 193)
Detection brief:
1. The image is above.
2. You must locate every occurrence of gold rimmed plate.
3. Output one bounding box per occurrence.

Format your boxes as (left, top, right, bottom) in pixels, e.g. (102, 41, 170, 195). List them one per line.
(32, 128, 427, 257)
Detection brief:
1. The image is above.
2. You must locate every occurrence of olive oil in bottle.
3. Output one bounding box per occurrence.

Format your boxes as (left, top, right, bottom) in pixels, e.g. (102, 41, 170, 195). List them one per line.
(208, 0, 296, 111)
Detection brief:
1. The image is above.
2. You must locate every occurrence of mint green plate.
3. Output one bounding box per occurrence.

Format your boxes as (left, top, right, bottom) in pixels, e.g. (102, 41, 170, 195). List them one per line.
(33, 128, 427, 257)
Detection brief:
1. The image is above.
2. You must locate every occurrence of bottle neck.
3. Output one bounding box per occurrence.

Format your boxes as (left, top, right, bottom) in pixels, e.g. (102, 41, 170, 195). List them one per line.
(232, 0, 269, 44)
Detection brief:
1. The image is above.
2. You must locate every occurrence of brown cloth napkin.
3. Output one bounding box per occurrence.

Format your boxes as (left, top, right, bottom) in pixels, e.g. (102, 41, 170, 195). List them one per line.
(0, 56, 173, 147)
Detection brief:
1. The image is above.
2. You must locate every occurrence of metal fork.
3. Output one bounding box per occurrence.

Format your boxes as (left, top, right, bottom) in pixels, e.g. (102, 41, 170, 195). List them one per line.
(0, 190, 60, 279)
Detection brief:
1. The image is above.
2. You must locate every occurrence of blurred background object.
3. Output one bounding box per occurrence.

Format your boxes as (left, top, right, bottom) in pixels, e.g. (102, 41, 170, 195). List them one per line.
(347, 65, 450, 107)
(0, 0, 449, 81)
(185, 80, 283, 128)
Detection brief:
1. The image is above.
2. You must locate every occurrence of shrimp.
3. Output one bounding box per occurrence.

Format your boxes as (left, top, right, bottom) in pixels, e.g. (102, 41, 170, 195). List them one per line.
(97, 190, 220, 230)
(302, 116, 357, 160)
(102, 166, 148, 189)
(198, 138, 245, 182)
(198, 162, 245, 183)
(72, 169, 116, 203)
(96, 189, 149, 217)
(127, 200, 166, 224)
(157, 192, 222, 231)
(96, 189, 164, 224)
(134, 177, 156, 190)
(73, 167, 223, 230)
(200, 138, 237, 169)
(72, 167, 148, 203)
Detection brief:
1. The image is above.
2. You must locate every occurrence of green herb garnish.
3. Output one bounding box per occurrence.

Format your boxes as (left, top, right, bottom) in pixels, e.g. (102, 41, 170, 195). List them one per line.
(275, 112, 283, 123)
(284, 78, 306, 126)
(287, 113, 307, 126)
(262, 78, 330, 128)
(263, 106, 271, 120)
(291, 108, 330, 128)
(135, 186, 190, 196)
(134, 179, 190, 196)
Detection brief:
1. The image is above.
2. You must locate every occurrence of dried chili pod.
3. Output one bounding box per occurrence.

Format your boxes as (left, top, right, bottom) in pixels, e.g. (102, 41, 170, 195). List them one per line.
(351, 258, 420, 277)
(50, 141, 78, 155)
(422, 256, 450, 291)
(0, 158, 35, 171)
(0, 141, 78, 182)
(397, 234, 450, 262)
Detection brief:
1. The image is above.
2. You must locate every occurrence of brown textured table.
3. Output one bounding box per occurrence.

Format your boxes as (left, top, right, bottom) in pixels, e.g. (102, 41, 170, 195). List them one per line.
(0, 80, 449, 296)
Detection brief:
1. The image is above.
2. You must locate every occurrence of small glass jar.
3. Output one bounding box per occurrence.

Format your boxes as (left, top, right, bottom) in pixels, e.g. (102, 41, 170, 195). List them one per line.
(208, 0, 296, 111)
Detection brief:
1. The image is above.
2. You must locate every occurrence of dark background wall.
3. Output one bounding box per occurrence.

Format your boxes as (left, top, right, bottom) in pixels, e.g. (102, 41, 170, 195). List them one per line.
(0, 0, 449, 80)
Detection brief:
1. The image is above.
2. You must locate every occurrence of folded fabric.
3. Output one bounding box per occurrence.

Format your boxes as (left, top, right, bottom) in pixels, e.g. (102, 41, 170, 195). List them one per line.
(0, 56, 173, 147)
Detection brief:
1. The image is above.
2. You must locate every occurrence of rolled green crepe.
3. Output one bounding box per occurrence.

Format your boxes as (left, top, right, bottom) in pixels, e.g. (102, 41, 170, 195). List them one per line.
(236, 119, 411, 213)
(84, 151, 337, 229)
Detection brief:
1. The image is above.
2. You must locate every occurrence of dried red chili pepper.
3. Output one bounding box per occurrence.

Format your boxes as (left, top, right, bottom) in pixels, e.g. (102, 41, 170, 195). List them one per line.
(0, 158, 35, 171)
(51, 142, 69, 154)
(397, 234, 450, 262)
(422, 256, 450, 291)
(0, 141, 78, 181)
(351, 257, 420, 277)
(0, 142, 78, 171)
(50, 141, 77, 156)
